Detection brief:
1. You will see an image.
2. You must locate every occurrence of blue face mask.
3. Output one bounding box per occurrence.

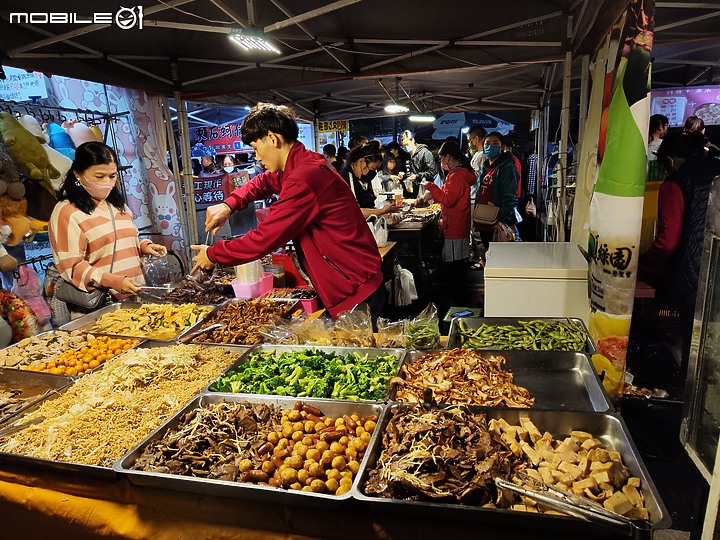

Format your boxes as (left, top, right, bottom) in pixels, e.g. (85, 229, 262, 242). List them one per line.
(483, 144, 501, 159)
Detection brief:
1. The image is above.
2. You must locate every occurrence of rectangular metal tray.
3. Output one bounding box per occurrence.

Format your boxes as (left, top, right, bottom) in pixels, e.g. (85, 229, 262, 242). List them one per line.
(114, 393, 385, 507)
(390, 350, 612, 413)
(0, 368, 73, 425)
(447, 317, 598, 355)
(59, 301, 216, 342)
(0, 329, 90, 371)
(0, 385, 117, 479)
(206, 344, 406, 401)
(353, 404, 670, 532)
(187, 298, 301, 346)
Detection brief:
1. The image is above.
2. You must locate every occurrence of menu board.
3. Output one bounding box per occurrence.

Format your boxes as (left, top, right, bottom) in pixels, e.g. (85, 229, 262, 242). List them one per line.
(650, 86, 720, 127)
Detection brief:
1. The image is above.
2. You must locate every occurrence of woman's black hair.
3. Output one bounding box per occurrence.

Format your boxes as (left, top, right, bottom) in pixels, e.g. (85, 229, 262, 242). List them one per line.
(381, 153, 398, 174)
(240, 102, 299, 144)
(57, 141, 126, 215)
(438, 140, 472, 171)
(656, 130, 706, 162)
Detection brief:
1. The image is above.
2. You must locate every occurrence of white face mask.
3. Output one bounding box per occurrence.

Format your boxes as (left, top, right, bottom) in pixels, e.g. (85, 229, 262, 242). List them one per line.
(403, 144, 413, 153)
(223, 166, 234, 173)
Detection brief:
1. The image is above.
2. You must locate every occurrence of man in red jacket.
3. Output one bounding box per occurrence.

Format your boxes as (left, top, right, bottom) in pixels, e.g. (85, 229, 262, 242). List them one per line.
(191, 103, 384, 319)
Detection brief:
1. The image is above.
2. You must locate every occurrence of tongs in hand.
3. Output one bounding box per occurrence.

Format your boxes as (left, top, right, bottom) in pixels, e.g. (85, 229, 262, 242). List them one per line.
(494, 472, 652, 539)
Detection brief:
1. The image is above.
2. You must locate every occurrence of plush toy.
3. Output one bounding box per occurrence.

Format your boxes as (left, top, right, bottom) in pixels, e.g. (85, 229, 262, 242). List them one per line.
(0, 289, 41, 342)
(0, 112, 59, 197)
(63, 119, 100, 147)
(0, 225, 18, 272)
(46, 122, 76, 160)
(0, 141, 25, 200)
(18, 115, 71, 193)
(0, 195, 47, 247)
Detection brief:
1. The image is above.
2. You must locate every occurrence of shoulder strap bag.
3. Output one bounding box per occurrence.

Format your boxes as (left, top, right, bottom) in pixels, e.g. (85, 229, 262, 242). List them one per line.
(55, 207, 118, 310)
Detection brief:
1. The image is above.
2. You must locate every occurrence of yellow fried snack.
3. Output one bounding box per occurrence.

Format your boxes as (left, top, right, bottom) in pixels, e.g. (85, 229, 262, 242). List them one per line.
(91, 303, 212, 339)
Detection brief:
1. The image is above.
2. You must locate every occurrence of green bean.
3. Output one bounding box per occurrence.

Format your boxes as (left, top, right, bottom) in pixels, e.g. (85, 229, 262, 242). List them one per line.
(458, 320, 586, 351)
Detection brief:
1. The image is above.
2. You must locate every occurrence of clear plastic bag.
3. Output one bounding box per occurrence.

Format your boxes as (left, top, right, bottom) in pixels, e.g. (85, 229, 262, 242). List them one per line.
(332, 304, 375, 347)
(377, 317, 407, 348)
(141, 255, 172, 286)
(406, 303, 441, 350)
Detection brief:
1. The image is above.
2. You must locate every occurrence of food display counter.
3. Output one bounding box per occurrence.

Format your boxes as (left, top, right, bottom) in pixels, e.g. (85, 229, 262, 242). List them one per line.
(0, 309, 669, 539)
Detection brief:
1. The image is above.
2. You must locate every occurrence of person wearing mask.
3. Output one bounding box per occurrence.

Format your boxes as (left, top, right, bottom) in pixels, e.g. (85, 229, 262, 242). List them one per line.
(377, 154, 405, 192)
(421, 140, 475, 300)
(639, 130, 720, 383)
(340, 144, 399, 218)
(322, 143, 341, 172)
(364, 143, 385, 197)
(49, 142, 167, 300)
(473, 131, 520, 249)
(400, 130, 437, 198)
(221, 154, 238, 173)
(199, 154, 222, 177)
(647, 114, 669, 161)
(467, 125, 487, 176)
(193, 103, 386, 321)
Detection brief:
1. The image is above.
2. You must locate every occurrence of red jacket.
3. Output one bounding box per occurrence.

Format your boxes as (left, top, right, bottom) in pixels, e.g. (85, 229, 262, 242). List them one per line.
(425, 167, 475, 239)
(208, 142, 382, 317)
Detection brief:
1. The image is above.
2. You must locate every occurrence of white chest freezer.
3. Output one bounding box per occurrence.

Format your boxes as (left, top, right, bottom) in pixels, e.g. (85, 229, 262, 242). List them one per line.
(484, 242, 590, 324)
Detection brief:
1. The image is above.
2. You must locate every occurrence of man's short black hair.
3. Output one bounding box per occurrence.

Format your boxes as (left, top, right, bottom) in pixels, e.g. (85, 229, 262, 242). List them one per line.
(323, 143, 337, 157)
(240, 103, 299, 144)
(468, 125, 487, 139)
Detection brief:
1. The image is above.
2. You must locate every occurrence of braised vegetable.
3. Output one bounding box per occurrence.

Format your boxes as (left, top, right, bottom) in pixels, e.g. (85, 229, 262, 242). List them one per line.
(193, 299, 294, 345)
(91, 303, 212, 340)
(392, 349, 534, 407)
(457, 319, 587, 352)
(406, 321, 441, 350)
(210, 348, 399, 401)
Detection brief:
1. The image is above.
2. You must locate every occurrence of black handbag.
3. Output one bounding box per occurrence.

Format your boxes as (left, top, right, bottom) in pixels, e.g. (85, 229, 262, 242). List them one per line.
(55, 207, 117, 309)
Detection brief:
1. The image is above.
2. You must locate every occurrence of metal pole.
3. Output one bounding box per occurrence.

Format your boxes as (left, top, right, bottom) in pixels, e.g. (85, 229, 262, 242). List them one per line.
(161, 97, 191, 256)
(578, 55, 590, 150)
(174, 91, 199, 251)
(557, 50, 572, 242)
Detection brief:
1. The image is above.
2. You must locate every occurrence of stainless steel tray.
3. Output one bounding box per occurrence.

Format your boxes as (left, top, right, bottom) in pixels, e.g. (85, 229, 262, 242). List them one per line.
(353, 404, 670, 533)
(114, 393, 385, 507)
(0, 385, 117, 479)
(0, 329, 91, 371)
(390, 350, 612, 412)
(59, 301, 216, 342)
(447, 317, 598, 355)
(206, 344, 406, 401)
(187, 298, 301, 345)
(0, 368, 73, 425)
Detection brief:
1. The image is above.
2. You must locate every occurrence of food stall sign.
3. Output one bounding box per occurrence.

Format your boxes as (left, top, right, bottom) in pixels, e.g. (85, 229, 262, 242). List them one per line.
(650, 85, 720, 127)
(190, 173, 234, 209)
(193, 123, 251, 154)
(317, 120, 348, 133)
(0, 67, 48, 101)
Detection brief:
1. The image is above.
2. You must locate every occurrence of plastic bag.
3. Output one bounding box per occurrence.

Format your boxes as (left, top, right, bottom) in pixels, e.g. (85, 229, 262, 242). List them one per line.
(142, 254, 172, 286)
(386, 263, 418, 307)
(406, 303, 441, 350)
(333, 304, 375, 347)
(377, 317, 407, 348)
(492, 222, 519, 243)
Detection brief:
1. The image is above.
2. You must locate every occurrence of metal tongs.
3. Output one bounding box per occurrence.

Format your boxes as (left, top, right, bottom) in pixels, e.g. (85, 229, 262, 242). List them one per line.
(181, 322, 225, 343)
(494, 472, 652, 539)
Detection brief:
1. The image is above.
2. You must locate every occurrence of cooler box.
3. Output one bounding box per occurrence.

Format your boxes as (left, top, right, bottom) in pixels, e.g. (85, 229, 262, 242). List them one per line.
(484, 242, 590, 324)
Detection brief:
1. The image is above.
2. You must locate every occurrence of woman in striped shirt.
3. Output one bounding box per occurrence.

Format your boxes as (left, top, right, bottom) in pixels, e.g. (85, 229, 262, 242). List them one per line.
(49, 142, 167, 297)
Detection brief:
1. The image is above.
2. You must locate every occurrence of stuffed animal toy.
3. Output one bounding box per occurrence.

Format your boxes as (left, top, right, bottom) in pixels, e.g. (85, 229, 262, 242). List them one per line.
(0, 289, 41, 342)
(0, 141, 25, 200)
(63, 119, 100, 147)
(18, 115, 71, 192)
(0, 225, 18, 272)
(12, 265, 52, 331)
(0, 195, 47, 247)
(0, 112, 59, 197)
(46, 122, 75, 160)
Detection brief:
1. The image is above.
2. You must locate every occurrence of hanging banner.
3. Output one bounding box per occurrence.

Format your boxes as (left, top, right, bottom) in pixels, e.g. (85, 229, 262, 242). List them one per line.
(587, 0, 654, 399)
(317, 120, 348, 133)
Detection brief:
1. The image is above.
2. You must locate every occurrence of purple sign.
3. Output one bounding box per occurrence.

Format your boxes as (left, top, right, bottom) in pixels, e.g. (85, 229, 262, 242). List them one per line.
(650, 86, 720, 127)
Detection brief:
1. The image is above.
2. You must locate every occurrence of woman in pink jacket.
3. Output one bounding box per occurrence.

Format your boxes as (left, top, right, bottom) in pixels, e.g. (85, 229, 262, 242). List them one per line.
(422, 140, 476, 300)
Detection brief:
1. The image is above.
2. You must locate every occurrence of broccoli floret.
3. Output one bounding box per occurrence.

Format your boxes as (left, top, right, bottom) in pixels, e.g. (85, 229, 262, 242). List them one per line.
(265, 376, 287, 391)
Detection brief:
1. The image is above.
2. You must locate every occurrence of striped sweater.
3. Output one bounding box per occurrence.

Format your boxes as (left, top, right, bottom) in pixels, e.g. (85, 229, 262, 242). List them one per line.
(49, 200, 150, 293)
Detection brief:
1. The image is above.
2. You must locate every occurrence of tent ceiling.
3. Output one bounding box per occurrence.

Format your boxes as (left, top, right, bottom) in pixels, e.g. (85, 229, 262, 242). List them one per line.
(0, 1, 718, 125)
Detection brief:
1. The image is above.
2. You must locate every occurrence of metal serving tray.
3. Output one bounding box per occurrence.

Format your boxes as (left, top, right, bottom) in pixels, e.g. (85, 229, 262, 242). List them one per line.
(0, 329, 90, 371)
(187, 298, 301, 346)
(447, 317, 598, 355)
(0, 368, 73, 425)
(59, 301, 216, 342)
(114, 393, 385, 508)
(206, 344, 406, 401)
(0, 385, 117, 479)
(390, 350, 612, 412)
(353, 405, 670, 534)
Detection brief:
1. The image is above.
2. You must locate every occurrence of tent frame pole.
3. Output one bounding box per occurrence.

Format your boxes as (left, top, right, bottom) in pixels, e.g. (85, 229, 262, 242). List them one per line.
(557, 50, 572, 242)
(174, 91, 199, 254)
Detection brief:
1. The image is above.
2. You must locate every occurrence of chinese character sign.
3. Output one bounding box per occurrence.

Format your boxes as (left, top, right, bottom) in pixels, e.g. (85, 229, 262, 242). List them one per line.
(0, 67, 48, 102)
(317, 120, 348, 133)
(650, 86, 720, 127)
(587, 0, 654, 399)
(191, 173, 233, 208)
(192, 123, 250, 154)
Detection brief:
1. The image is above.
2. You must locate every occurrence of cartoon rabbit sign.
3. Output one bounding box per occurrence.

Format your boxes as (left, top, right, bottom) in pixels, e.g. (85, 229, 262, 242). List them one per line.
(149, 182, 180, 237)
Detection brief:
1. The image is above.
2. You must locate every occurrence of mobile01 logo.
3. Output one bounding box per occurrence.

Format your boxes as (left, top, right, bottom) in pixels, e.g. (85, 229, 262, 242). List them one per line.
(10, 6, 143, 30)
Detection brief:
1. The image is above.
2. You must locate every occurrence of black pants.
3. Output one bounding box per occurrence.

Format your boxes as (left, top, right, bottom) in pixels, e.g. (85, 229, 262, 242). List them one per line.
(363, 283, 387, 332)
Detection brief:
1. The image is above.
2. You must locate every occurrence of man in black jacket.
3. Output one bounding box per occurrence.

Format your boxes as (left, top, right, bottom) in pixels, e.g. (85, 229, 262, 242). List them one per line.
(400, 130, 438, 198)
